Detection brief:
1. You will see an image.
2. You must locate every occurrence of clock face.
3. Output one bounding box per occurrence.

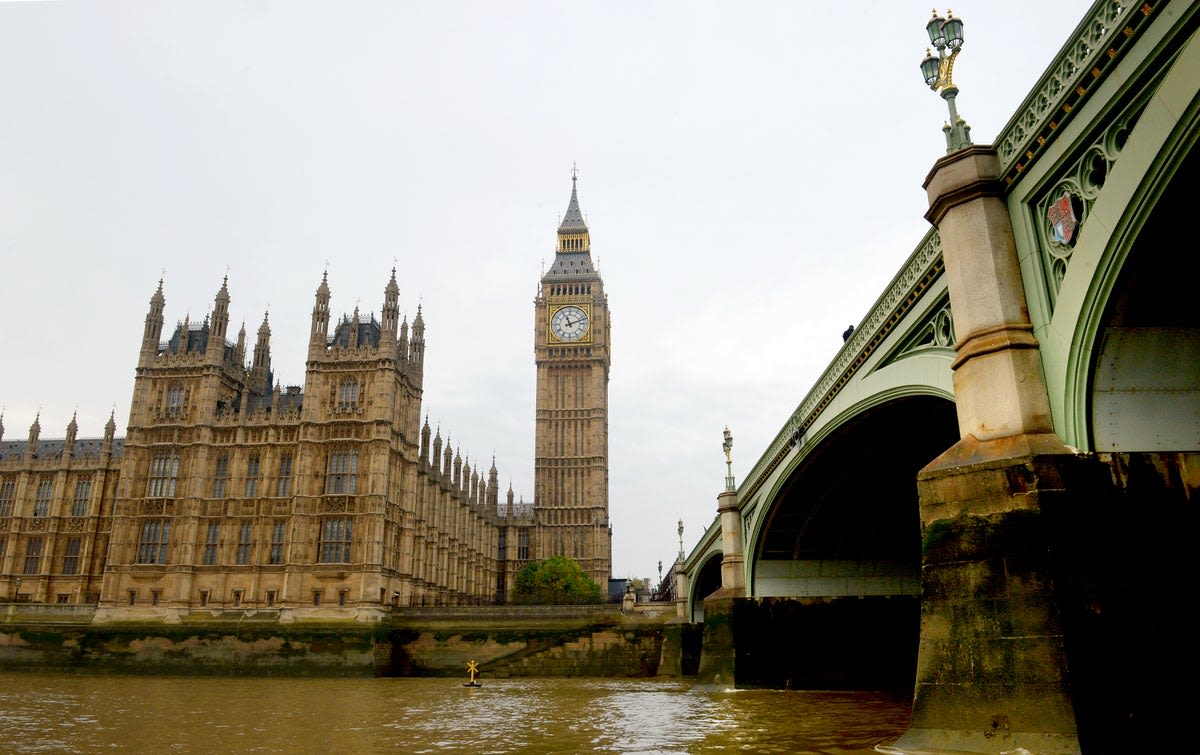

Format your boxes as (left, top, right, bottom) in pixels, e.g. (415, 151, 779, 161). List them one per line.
(550, 305, 590, 342)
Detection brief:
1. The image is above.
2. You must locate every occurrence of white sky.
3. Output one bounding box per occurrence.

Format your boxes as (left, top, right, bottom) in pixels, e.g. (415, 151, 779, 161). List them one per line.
(0, 1, 1092, 584)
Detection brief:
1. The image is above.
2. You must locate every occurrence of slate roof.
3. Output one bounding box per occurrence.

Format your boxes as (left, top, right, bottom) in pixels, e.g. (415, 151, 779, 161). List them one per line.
(0, 437, 124, 462)
(557, 179, 588, 233)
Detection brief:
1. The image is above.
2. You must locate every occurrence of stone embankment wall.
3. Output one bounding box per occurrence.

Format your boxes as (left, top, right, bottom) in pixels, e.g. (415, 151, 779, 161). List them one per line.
(0, 610, 382, 677)
(0, 605, 670, 678)
(384, 606, 666, 678)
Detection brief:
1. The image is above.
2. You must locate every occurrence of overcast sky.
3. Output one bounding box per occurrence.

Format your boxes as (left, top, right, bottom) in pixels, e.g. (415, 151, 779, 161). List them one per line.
(0, 1, 1092, 583)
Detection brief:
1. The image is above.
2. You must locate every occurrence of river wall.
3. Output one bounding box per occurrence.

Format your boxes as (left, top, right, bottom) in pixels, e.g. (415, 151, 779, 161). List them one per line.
(0, 605, 670, 678)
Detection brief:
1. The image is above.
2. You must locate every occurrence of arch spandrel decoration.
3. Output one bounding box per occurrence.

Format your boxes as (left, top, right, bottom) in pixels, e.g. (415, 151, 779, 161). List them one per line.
(1013, 20, 1200, 449)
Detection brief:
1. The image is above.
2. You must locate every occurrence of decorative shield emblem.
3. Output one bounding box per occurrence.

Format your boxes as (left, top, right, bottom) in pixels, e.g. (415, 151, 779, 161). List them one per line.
(1047, 192, 1078, 245)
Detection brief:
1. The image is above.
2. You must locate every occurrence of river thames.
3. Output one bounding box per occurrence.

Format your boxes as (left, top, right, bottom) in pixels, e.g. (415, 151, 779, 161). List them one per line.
(0, 673, 910, 754)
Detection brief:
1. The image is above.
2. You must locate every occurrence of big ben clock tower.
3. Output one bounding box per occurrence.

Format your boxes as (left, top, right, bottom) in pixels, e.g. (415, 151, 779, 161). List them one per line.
(533, 170, 612, 588)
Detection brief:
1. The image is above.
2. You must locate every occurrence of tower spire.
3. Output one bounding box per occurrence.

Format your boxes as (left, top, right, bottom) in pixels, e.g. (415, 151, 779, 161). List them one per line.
(310, 270, 331, 355)
(557, 166, 588, 234)
(142, 278, 166, 357)
(251, 311, 272, 392)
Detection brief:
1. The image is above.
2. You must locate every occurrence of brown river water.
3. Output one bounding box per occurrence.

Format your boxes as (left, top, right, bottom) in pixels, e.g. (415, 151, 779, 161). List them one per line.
(0, 673, 910, 754)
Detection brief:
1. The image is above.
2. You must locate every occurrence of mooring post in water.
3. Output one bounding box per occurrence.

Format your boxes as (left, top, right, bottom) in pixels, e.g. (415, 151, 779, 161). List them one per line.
(466, 660, 479, 685)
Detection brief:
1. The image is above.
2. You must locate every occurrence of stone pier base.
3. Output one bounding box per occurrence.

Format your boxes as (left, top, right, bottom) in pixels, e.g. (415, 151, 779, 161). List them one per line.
(886, 435, 1091, 755)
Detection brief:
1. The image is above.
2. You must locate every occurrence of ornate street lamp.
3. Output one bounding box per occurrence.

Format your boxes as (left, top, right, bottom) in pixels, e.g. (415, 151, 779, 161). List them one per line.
(920, 9, 972, 153)
(722, 426, 735, 492)
(677, 518, 684, 559)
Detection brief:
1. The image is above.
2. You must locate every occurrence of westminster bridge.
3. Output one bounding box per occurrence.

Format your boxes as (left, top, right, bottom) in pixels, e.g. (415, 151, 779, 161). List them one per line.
(671, 2, 1200, 754)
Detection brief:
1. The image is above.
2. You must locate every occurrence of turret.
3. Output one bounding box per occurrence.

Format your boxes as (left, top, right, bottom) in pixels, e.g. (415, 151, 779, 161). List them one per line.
(142, 279, 166, 358)
(101, 409, 117, 461)
(453, 448, 463, 489)
(431, 427, 443, 476)
(310, 271, 331, 355)
(251, 312, 272, 393)
(442, 437, 453, 484)
(343, 308, 356, 350)
(420, 415, 431, 466)
(64, 411, 78, 459)
(489, 457, 500, 507)
(235, 322, 247, 367)
(25, 413, 40, 462)
(382, 268, 400, 341)
(398, 315, 410, 361)
(410, 304, 425, 372)
(207, 277, 231, 359)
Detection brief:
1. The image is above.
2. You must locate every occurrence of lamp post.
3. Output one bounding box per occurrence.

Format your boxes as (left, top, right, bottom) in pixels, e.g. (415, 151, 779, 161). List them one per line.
(677, 518, 684, 559)
(722, 426, 735, 492)
(920, 9, 972, 153)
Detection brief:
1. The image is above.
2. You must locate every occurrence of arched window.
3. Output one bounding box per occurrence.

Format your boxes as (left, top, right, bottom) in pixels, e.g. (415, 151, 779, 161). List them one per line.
(338, 379, 359, 410)
(147, 454, 180, 498)
(213, 454, 229, 498)
(319, 517, 353, 563)
(33, 479, 53, 517)
(326, 450, 358, 494)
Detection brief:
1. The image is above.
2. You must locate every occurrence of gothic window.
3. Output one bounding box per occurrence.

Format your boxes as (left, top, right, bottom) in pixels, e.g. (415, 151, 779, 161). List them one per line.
(166, 384, 185, 414)
(147, 453, 179, 498)
(326, 450, 358, 495)
(23, 537, 43, 575)
(0, 478, 15, 517)
(236, 521, 254, 565)
(62, 537, 81, 575)
(337, 379, 359, 410)
(213, 454, 229, 498)
(497, 530, 507, 561)
(244, 454, 261, 498)
(136, 519, 170, 564)
(202, 522, 220, 565)
(72, 479, 91, 517)
(319, 517, 353, 563)
(33, 479, 53, 517)
(517, 530, 530, 560)
(269, 521, 286, 565)
(275, 453, 293, 497)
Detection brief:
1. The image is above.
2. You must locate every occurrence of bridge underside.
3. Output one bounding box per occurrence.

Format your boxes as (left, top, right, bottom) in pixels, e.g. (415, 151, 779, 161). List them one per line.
(700, 396, 959, 690)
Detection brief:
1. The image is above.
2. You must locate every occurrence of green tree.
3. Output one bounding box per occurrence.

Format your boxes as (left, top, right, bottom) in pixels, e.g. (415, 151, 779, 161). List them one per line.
(512, 556, 604, 605)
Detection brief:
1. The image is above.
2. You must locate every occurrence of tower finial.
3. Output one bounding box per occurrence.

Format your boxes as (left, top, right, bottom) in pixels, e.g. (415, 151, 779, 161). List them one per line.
(571, 161, 578, 182)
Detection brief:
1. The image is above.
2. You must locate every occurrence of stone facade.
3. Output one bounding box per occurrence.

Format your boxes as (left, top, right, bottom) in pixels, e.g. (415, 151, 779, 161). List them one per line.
(1, 268, 517, 618)
(532, 174, 613, 588)
(0, 177, 612, 617)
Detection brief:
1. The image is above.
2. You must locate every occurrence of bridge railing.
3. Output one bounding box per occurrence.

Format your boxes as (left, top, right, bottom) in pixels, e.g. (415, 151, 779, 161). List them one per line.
(994, 1, 1142, 185)
(738, 229, 944, 505)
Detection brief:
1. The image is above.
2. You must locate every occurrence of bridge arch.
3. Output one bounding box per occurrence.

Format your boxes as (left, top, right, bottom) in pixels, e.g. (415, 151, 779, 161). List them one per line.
(1019, 28, 1200, 450)
(721, 391, 958, 689)
(685, 551, 722, 623)
(746, 391, 958, 598)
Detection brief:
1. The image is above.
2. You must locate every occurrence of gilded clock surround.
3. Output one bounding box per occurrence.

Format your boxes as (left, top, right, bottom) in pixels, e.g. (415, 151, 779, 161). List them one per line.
(548, 303, 592, 343)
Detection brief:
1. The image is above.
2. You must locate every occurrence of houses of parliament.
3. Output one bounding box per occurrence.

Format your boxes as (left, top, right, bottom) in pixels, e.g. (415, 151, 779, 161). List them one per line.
(0, 177, 612, 619)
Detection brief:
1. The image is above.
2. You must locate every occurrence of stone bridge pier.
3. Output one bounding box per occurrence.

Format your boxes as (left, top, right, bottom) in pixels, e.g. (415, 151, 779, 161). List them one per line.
(884, 145, 1084, 754)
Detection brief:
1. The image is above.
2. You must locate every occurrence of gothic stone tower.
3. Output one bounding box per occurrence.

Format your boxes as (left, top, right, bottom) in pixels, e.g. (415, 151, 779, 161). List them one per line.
(533, 173, 612, 587)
